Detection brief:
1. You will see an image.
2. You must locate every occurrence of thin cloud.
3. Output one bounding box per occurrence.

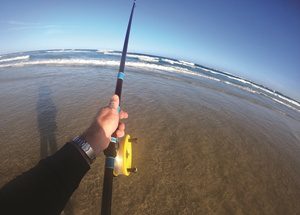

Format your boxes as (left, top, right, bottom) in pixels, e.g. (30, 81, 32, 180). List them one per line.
(5, 20, 40, 26)
(1, 20, 77, 33)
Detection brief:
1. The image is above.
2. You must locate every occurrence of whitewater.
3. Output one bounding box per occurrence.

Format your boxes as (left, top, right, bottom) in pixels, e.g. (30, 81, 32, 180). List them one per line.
(0, 49, 299, 112)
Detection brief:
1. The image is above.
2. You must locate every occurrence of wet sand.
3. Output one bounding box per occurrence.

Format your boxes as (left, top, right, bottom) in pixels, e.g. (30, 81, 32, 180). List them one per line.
(0, 66, 300, 214)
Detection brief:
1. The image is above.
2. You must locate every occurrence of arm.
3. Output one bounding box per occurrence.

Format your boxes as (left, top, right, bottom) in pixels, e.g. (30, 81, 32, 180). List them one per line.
(0, 142, 89, 215)
(0, 95, 128, 215)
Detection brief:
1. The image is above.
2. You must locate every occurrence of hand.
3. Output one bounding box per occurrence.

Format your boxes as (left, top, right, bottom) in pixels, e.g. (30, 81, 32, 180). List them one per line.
(82, 95, 128, 155)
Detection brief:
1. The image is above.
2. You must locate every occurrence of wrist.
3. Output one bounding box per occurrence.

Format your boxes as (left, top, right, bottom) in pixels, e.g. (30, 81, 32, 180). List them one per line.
(81, 127, 110, 155)
(72, 136, 96, 165)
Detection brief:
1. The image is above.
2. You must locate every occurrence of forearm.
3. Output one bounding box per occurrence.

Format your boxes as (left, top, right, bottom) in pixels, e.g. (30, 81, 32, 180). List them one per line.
(0, 95, 127, 215)
(0, 142, 90, 215)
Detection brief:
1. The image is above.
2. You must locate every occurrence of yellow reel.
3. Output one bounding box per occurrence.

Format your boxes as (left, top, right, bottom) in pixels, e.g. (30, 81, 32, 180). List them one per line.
(113, 134, 136, 176)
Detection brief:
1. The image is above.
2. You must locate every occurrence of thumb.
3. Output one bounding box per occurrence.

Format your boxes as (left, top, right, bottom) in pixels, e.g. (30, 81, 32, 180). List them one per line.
(108, 94, 119, 110)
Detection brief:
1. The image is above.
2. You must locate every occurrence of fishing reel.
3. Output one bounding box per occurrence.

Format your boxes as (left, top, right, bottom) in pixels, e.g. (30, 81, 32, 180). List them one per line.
(113, 134, 137, 176)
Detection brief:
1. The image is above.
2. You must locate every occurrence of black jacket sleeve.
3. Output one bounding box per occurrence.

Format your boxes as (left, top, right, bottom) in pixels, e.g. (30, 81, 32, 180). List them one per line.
(0, 142, 90, 215)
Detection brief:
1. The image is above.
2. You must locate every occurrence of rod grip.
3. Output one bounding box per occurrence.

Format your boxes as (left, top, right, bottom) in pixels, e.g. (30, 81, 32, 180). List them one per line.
(101, 167, 114, 215)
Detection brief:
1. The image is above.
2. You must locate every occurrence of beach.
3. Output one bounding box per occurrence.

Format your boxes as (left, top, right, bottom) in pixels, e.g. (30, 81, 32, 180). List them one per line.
(0, 53, 300, 214)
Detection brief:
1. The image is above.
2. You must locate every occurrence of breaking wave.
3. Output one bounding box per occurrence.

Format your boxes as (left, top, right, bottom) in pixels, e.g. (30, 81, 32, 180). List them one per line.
(199, 66, 300, 108)
(0, 58, 220, 83)
(0, 52, 299, 112)
(96, 49, 115, 53)
(161, 58, 196, 68)
(100, 51, 121, 56)
(101, 51, 159, 63)
(127, 54, 159, 62)
(161, 58, 178, 65)
(0, 59, 120, 68)
(179, 60, 195, 67)
(0, 55, 30, 63)
(223, 81, 300, 111)
(46, 49, 92, 53)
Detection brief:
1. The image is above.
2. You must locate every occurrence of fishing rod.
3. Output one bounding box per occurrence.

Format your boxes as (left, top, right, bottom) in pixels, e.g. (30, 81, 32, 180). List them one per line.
(101, 1, 137, 215)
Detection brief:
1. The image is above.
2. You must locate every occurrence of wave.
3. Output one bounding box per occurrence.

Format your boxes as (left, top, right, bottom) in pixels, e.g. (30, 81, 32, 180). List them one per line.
(46, 50, 67, 53)
(102, 52, 193, 65)
(0, 55, 30, 63)
(161, 58, 196, 68)
(267, 96, 300, 112)
(0, 58, 218, 82)
(101, 51, 159, 62)
(102, 51, 121, 56)
(161, 58, 178, 65)
(224, 81, 300, 112)
(199, 66, 300, 108)
(127, 54, 159, 62)
(46, 49, 92, 53)
(0, 59, 120, 68)
(0, 57, 299, 111)
(179, 60, 195, 67)
(96, 49, 115, 53)
(225, 75, 300, 108)
(224, 81, 257, 94)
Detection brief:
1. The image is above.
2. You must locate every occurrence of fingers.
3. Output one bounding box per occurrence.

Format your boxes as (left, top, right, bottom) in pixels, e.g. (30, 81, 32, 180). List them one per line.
(116, 122, 125, 138)
(109, 94, 119, 110)
(118, 122, 125, 131)
(116, 129, 125, 138)
(119, 110, 128, 119)
(108, 94, 128, 119)
(107, 94, 128, 138)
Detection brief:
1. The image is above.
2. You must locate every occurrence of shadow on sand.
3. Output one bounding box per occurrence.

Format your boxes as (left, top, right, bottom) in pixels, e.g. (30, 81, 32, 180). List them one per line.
(37, 86, 58, 159)
(36, 86, 74, 215)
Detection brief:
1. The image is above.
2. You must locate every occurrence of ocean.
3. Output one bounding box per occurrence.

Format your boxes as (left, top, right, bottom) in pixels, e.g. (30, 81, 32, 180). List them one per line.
(0, 49, 300, 214)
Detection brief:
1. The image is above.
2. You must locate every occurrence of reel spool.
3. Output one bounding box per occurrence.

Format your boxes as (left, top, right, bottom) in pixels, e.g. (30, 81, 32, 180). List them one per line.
(113, 134, 137, 176)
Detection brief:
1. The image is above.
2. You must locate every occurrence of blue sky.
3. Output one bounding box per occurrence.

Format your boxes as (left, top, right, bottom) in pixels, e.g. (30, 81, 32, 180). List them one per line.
(0, 0, 299, 101)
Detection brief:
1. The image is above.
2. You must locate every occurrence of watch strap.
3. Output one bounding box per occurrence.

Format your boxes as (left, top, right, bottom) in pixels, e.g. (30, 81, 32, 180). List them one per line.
(72, 136, 96, 164)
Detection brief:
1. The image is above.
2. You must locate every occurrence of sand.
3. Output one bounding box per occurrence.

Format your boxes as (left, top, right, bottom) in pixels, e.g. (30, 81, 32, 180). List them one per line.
(0, 65, 300, 214)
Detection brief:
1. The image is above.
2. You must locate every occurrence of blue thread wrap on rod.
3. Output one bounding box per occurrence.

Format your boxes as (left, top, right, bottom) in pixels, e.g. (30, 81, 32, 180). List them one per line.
(111, 137, 118, 143)
(117, 72, 125, 80)
(105, 157, 115, 169)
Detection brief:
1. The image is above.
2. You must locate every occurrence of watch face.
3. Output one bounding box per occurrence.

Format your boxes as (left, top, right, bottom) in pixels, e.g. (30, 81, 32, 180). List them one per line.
(73, 136, 96, 162)
(82, 142, 90, 151)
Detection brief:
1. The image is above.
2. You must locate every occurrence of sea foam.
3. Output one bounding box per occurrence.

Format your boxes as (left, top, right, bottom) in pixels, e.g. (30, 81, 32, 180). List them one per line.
(46, 49, 92, 53)
(161, 58, 196, 68)
(0, 55, 30, 63)
(0, 55, 299, 111)
(102, 51, 160, 63)
(0, 58, 216, 81)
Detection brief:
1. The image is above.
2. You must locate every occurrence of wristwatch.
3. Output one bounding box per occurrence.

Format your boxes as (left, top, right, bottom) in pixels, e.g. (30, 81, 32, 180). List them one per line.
(72, 136, 96, 164)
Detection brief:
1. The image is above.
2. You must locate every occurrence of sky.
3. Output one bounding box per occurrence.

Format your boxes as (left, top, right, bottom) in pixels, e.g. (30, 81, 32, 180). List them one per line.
(0, 0, 299, 101)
